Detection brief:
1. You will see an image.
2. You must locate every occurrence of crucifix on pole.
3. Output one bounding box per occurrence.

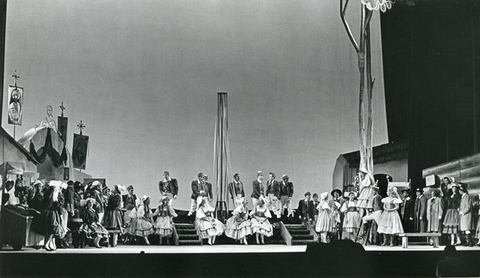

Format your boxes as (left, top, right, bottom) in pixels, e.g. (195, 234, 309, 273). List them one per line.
(77, 120, 86, 135)
(59, 102, 65, 117)
(11, 70, 20, 139)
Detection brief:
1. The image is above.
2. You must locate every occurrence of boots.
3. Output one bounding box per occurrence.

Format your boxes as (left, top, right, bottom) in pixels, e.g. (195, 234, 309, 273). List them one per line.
(465, 233, 473, 247)
(381, 234, 388, 246)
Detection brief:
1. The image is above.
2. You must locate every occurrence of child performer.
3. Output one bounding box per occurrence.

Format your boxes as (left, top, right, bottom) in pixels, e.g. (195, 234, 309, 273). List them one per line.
(127, 195, 155, 245)
(315, 192, 334, 243)
(377, 187, 404, 246)
(340, 192, 361, 240)
(196, 197, 225, 245)
(153, 196, 178, 245)
(225, 195, 252, 245)
(250, 197, 273, 244)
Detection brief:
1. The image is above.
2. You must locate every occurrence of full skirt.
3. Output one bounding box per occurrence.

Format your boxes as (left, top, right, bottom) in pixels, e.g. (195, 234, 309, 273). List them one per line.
(442, 209, 459, 234)
(343, 211, 361, 233)
(377, 210, 404, 235)
(154, 216, 174, 236)
(250, 216, 273, 237)
(103, 209, 124, 230)
(43, 209, 67, 238)
(315, 210, 333, 233)
(79, 223, 109, 239)
(197, 217, 225, 239)
(357, 187, 373, 209)
(127, 217, 155, 237)
(225, 217, 252, 240)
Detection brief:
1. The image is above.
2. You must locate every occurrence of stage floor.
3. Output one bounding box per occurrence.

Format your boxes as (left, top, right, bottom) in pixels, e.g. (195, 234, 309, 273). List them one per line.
(1, 244, 479, 254)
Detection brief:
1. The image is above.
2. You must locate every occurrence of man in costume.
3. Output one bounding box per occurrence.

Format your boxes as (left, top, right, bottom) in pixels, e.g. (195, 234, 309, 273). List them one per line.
(228, 173, 245, 206)
(251, 171, 265, 208)
(279, 174, 294, 218)
(158, 170, 179, 206)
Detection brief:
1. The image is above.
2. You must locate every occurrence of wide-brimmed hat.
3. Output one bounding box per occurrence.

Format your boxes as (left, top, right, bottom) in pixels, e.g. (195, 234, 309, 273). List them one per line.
(331, 189, 343, 197)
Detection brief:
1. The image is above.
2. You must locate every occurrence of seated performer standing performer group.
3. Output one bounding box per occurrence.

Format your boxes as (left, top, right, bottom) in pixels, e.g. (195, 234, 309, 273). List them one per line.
(158, 171, 179, 206)
(153, 196, 178, 245)
(225, 196, 252, 245)
(251, 171, 265, 209)
(250, 197, 273, 244)
(196, 197, 225, 245)
(377, 187, 404, 246)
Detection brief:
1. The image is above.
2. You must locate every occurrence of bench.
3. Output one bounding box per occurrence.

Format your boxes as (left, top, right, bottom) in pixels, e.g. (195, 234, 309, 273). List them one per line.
(398, 232, 441, 248)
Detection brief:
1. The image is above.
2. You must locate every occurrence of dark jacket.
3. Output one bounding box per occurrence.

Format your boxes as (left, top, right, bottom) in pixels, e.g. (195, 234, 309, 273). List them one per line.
(414, 195, 427, 232)
(191, 180, 210, 199)
(279, 181, 294, 197)
(158, 178, 179, 196)
(228, 181, 245, 199)
(122, 194, 137, 211)
(266, 180, 280, 197)
(297, 199, 314, 220)
(402, 197, 415, 232)
(251, 180, 264, 199)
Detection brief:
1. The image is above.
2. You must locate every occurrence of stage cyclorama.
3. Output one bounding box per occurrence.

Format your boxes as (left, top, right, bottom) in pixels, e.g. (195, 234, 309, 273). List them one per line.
(1, 0, 480, 277)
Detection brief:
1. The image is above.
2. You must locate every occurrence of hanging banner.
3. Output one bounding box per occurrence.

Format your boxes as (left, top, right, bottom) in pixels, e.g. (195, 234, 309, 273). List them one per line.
(58, 116, 68, 143)
(7, 85, 23, 125)
(72, 133, 89, 170)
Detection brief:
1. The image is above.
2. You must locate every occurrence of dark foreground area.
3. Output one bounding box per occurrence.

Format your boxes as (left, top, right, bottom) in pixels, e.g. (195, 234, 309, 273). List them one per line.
(0, 240, 479, 278)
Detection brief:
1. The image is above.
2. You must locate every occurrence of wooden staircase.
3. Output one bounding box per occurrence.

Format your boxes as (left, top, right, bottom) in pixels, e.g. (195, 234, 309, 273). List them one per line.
(173, 223, 202, 245)
(281, 222, 318, 245)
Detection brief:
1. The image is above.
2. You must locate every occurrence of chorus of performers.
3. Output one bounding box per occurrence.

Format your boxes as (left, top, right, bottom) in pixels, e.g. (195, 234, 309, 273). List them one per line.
(2, 169, 480, 251)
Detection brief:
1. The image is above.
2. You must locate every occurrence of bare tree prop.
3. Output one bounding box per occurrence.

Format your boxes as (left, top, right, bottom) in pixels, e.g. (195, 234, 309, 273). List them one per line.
(340, 0, 394, 174)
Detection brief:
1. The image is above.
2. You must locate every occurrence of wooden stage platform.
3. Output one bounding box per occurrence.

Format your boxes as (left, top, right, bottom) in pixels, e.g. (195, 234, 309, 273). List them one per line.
(1, 243, 479, 254)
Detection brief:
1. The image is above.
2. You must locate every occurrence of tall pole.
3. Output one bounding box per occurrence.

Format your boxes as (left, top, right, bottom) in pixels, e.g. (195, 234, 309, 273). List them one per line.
(214, 92, 231, 222)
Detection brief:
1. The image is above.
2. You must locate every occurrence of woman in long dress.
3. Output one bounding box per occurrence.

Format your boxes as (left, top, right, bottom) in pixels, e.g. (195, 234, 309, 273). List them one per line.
(196, 197, 225, 245)
(340, 192, 361, 240)
(377, 187, 404, 246)
(103, 185, 124, 247)
(127, 195, 155, 245)
(79, 198, 109, 248)
(250, 197, 273, 244)
(315, 192, 333, 243)
(225, 195, 252, 245)
(42, 181, 68, 251)
(153, 196, 178, 245)
(442, 185, 462, 245)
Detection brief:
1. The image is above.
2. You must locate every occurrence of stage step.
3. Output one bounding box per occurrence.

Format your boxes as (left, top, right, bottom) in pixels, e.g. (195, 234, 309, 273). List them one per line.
(291, 234, 314, 240)
(174, 223, 202, 245)
(284, 223, 317, 245)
